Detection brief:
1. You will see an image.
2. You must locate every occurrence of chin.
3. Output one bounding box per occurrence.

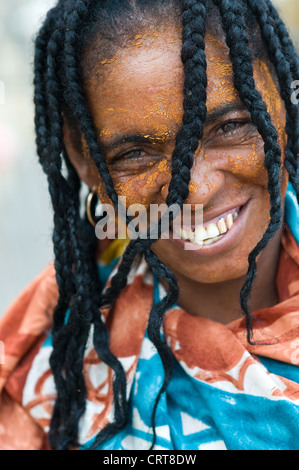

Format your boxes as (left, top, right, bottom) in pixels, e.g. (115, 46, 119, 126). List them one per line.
(152, 239, 250, 284)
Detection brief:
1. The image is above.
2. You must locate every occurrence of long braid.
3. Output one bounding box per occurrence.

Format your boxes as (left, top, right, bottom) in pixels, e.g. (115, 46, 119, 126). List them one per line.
(33, 2, 110, 450)
(63, 1, 120, 209)
(265, 0, 299, 80)
(247, 0, 299, 200)
(60, 0, 133, 448)
(61, 0, 141, 308)
(166, 0, 207, 208)
(212, 0, 283, 342)
(35, 6, 91, 449)
(34, 6, 75, 327)
(46, 18, 76, 314)
(143, 0, 208, 448)
(34, 7, 83, 448)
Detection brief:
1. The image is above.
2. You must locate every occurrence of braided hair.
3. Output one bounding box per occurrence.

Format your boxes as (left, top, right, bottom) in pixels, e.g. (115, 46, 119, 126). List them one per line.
(33, 0, 299, 450)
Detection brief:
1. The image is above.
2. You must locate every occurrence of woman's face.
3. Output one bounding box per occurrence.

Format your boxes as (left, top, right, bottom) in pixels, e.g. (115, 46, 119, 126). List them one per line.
(82, 25, 288, 284)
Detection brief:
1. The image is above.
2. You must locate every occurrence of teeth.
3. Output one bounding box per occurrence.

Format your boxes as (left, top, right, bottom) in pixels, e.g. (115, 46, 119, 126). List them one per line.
(179, 209, 240, 246)
(217, 218, 227, 235)
(180, 228, 189, 240)
(226, 213, 234, 229)
(202, 235, 222, 245)
(173, 226, 181, 238)
(202, 238, 214, 245)
(194, 225, 206, 244)
(206, 223, 220, 239)
(186, 228, 195, 242)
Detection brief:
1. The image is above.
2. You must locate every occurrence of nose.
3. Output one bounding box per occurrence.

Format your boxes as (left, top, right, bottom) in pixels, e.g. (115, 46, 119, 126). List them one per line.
(180, 149, 226, 209)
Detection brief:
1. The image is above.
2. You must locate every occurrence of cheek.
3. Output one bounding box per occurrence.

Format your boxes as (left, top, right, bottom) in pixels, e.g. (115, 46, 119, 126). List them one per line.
(98, 158, 172, 209)
(229, 144, 266, 182)
(97, 179, 112, 205)
(188, 179, 199, 194)
(254, 60, 287, 160)
(223, 139, 287, 190)
(212, 138, 268, 185)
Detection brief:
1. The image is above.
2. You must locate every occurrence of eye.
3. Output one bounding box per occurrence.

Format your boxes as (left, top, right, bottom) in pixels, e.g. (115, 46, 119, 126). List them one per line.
(219, 120, 250, 136)
(108, 148, 162, 173)
(107, 149, 146, 165)
(206, 116, 257, 148)
(216, 119, 254, 140)
(221, 121, 239, 133)
(112, 149, 147, 164)
(122, 149, 145, 160)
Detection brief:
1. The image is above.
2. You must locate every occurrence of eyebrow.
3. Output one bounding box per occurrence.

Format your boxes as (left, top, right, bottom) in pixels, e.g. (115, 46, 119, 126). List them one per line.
(100, 102, 248, 152)
(204, 102, 249, 124)
(101, 133, 172, 151)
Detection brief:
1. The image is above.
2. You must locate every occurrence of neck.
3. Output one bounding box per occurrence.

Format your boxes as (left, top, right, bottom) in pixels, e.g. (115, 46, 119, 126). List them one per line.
(174, 227, 283, 325)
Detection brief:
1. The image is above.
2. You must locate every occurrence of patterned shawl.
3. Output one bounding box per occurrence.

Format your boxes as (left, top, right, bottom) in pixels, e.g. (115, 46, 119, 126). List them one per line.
(1, 187, 299, 450)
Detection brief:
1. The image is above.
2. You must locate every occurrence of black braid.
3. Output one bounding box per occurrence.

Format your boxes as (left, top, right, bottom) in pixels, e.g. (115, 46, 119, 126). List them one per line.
(144, 0, 208, 448)
(166, 0, 207, 208)
(265, 0, 299, 81)
(34, 6, 75, 328)
(50, 0, 130, 449)
(247, 0, 299, 201)
(63, 1, 121, 210)
(35, 5, 91, 449)
(33, 1, 124, 450)
(212, 0, 283, 342)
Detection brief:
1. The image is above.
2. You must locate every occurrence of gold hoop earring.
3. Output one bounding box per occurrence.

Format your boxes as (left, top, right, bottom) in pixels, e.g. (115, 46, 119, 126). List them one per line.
(86, 188, 98, 227)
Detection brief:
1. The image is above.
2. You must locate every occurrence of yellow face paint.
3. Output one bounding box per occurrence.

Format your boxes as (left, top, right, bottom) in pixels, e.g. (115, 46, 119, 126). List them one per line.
(79, 26, 288, 293)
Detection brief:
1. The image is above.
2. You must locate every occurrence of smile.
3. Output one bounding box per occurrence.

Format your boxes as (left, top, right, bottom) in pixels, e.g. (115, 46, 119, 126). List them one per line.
(169, 200, 251, 255)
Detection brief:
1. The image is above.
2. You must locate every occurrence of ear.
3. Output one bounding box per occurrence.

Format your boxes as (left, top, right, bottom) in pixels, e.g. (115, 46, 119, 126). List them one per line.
(62, 117, 99, 190)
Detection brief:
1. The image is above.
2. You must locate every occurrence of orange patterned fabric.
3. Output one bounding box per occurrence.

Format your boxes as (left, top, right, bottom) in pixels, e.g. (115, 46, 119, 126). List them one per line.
(0, 264, 58, 449)
(0, 227, 298, 449)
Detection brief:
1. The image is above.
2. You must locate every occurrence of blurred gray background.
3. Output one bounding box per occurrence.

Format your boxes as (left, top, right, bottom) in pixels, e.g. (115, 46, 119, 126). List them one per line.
(0, 0, 298, 316)
(0, 0, 56, 315)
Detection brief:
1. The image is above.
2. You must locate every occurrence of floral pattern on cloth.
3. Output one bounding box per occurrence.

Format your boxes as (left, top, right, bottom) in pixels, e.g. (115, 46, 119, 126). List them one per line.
(0, 183, 299, 450)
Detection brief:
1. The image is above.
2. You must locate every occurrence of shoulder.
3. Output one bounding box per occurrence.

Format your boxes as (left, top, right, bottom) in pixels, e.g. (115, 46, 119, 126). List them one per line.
(0, 263, 58, 403)
(0, 263, 58, 450)
(0, 262, 58, 346)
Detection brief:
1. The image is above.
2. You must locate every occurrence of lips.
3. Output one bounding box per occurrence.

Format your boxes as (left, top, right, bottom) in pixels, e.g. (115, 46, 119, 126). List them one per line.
(169, 199, 251, 255)
(173, 204, 244, 245)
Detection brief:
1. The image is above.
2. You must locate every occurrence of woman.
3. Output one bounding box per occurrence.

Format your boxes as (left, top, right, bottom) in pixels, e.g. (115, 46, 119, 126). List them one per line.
(0, 0, 299, 450)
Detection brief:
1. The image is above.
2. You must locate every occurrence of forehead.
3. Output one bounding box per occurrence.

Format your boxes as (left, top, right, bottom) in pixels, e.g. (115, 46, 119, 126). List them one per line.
(84, 27, 184, 134)
(83, 27, 281, 142)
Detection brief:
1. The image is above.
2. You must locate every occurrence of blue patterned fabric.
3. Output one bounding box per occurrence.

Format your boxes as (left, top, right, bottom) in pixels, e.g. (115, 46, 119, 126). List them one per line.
(82, 331, 299, 450)
(285, 182, 299, 243)
(79, 183, 299, 450)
